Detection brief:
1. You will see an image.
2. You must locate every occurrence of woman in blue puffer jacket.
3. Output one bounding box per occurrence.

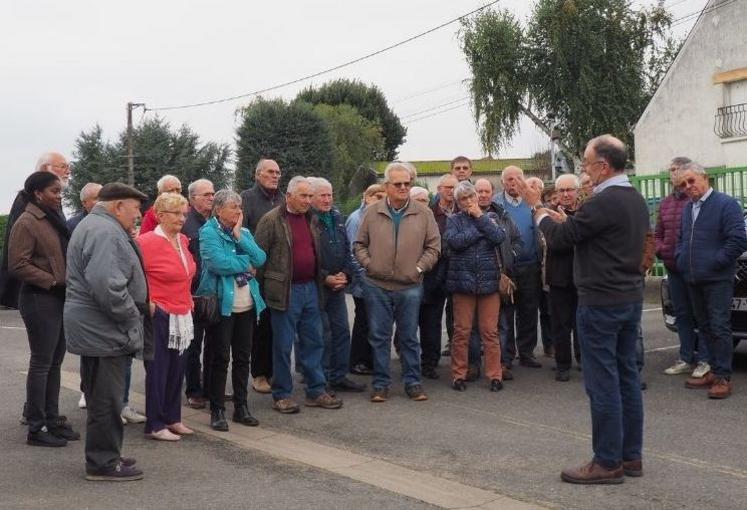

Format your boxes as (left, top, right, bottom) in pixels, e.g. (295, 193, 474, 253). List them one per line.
(444, 181, 506, 393)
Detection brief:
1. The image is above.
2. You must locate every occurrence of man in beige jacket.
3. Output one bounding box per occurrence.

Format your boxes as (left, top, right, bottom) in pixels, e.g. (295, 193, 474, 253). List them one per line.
(354, 162, 441, 403)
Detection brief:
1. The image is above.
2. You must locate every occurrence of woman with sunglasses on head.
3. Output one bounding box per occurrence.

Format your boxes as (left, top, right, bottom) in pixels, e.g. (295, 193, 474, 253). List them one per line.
(9, 171, 79, 446)
(136, 192, 196, 441)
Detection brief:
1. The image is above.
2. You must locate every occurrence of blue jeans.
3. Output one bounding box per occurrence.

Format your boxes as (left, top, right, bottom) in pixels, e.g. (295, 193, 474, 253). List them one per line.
(669, 270, 708, 363)
(123, 357, 132, 406)
(270, 282, 327, 400)
(322, 289, 352, 383)
(687, 280, 734, 378)
(577, 303, 644, 468)
(365, 282, 423, 389)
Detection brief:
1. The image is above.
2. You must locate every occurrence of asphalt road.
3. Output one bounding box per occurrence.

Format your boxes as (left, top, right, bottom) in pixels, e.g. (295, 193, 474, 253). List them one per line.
(2, 286, 746, 510)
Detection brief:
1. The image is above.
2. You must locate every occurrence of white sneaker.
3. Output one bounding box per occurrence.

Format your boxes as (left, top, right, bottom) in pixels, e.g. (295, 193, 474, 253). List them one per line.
(691, 361, 711, 379)
(78, 393, 87, 409)
(121, 416, 127, 425)
(663, 360, 692, 375)
(121, 406, 146, 424)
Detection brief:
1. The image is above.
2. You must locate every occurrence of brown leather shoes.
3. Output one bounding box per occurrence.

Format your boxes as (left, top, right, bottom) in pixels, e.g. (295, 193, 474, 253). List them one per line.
(685, 372, 716, 389)
(707, 378, 733, 399)
(561, 460, 624, 485)
(622, 459, 643, 477)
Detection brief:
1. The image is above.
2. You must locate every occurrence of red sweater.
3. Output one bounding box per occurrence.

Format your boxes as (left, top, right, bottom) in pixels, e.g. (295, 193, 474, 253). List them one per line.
(136, 231, 196, 314)
(287, 212, 316, 283)
(139, 207, 158, 235)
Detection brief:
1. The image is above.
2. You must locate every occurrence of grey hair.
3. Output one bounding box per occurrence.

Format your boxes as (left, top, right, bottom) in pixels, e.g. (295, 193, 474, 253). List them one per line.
(188, 178, 213, 197)
(156, 174, 181, 193)
(383, 161, 417, 183)
(35, 152, 57, 172)
(79, 182, 102, 202)
(454, 181, 477, 201)
(437, 174, 457, 187)
(555, 174, 579, 188)
(679, 161, 706, 175)
(409, 186, 429, 200)
(254, 158, 280, 178)
(212, 189, 241, 214)
(287, 175, 310, 194)
(308, 176, 332, 193)
(670, 157, 692, 171)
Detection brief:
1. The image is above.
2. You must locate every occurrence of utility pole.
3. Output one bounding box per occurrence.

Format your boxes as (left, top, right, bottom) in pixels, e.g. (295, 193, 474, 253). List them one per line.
(126, 102, 145, 186)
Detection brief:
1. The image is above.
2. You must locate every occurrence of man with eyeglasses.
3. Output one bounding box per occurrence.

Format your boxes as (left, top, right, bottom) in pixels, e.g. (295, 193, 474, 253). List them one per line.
(139, 175, 182, 234)
(240, 159, 285, 395)
(419, 174, 457, 380)
(656, 157, 710, 379)
(676, 162, 747, 399)
(525, 134, 649, 485)
(545, 174, 582, 382)
(182, 179, 216, 409)
(354, 162, 441, 403)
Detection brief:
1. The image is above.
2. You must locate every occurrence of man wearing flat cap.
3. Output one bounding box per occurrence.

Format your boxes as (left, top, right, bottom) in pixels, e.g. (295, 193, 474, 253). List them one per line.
(65, 183, 151, 482)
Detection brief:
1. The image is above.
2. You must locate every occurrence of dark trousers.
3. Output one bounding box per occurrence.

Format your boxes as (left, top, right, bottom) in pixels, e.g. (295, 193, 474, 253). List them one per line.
(250, 309, 273, 379)
(184, 320, 216, 399)
(81, 355, 128, 473)
(349, 296, 373, 368)
(322, 289, 352, 383)
(19, 286, 66, 433)
(144, 309, 186, 434)
(210, 309, 255, 411)
(550, 284, 580, 370)
(539, 289, 553, 350)
(419, 294, 446, 369)
(577, 303, 643, 468)
(500, 263, 541, 363)
(688, 280, 734, 378)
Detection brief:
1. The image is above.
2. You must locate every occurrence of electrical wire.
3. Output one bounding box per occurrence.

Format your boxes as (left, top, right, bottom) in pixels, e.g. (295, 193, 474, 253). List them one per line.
(400, 95, 471, 120)
(391, 79, 468, 104)
(405, 100, 472, 125)
(670, 0, 736, 27)
(144, 1, 500, 112)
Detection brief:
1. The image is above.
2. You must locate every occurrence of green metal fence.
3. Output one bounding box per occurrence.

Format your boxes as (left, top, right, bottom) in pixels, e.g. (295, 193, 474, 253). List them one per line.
(630, 166, 747, 276)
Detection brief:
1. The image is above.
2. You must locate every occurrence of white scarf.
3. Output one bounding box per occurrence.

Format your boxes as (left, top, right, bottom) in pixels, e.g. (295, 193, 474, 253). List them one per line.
(168, 313, 194, 354)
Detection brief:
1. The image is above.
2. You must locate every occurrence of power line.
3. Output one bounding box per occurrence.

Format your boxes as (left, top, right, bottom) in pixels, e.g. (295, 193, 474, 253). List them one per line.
(670, 0, 736, 27)
(405, 100, 472, 125)
(400, 95, 471, 120)
(391, 79, 467, 105)
(144, 1, 500, 112)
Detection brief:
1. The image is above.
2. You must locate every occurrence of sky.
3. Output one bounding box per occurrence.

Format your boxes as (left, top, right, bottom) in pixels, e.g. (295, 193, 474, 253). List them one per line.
(0, 0, 705, 213)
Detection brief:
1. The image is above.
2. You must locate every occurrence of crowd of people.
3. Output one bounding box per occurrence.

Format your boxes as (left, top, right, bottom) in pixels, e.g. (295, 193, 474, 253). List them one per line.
(1, 134, 745, 485)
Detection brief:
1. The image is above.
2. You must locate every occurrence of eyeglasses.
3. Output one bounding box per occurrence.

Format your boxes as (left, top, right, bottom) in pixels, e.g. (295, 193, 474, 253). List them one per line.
(389, 181, 412, 188)
(581, 159, 605, 169)
(678, 177, 698, 188)
(51, 162, 70, 170)
(164, 188, 182, 194)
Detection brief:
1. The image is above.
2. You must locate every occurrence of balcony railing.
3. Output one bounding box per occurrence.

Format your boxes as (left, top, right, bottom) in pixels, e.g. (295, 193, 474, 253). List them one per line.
(714, 102, 747, 138)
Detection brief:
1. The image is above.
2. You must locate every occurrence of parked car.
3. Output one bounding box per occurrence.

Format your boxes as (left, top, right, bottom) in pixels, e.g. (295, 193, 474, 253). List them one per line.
(660, 253, 747, 347)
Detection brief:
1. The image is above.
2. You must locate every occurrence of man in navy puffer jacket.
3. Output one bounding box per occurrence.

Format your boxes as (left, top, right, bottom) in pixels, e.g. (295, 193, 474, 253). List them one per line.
(676, 162, 747, 399)
(444, 181, 506, 392)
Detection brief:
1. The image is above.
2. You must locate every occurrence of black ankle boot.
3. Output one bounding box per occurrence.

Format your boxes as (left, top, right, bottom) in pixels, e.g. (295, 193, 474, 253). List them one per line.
(210, 409, 229, 432)
(232, 404, 259, 427)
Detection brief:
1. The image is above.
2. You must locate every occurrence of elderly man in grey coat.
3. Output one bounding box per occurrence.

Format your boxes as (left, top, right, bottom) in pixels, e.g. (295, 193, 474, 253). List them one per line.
(65, 183, 150, 482)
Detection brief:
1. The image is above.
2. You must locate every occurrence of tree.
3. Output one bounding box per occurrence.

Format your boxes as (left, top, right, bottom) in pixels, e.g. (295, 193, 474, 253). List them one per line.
(235, 97, 335, 192)
(460, 0, 678, 159)
(312, 103, 384, 200)
(297, 79, 406, 160)
(66, 118, 232, 210)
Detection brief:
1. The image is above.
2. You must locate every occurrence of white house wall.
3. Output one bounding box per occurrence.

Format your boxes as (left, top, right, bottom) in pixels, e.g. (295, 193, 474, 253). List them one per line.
(634, 0, 747, 175)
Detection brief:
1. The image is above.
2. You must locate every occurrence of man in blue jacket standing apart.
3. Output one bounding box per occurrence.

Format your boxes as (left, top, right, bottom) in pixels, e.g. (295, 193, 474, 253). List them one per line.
(677, 162, 747, 399)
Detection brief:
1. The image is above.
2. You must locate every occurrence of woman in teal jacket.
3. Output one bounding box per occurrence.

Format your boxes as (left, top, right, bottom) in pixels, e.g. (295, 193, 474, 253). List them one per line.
(197, 190, 266, 432)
